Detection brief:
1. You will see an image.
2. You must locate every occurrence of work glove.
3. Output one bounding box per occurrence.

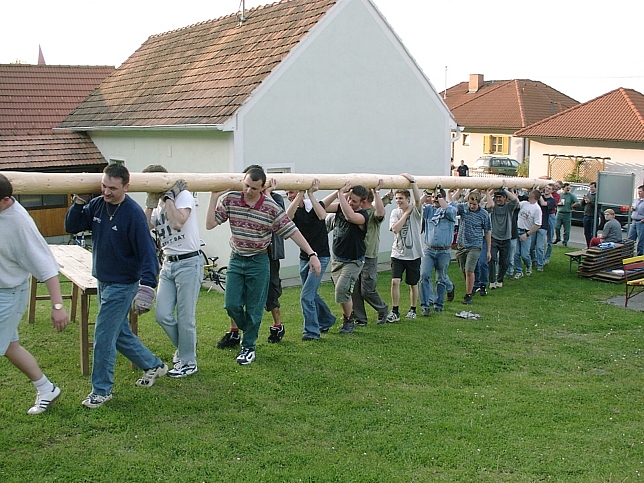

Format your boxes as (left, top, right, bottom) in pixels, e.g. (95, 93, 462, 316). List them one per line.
(163, 179, 187, 202)
(145, 192, 163, 209)
(132, 285, 155, 315)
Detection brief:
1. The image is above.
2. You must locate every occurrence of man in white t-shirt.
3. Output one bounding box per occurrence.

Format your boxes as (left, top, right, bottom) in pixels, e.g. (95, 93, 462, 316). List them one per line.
(514, 189, 542, 279)
(144, 165, 202, 378)
(386, 173, 423, 322)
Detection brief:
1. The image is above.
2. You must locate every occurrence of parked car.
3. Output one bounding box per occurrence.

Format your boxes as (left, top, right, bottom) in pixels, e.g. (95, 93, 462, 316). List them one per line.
(471, 156, 520, 176)
(569, 183, 630, 228)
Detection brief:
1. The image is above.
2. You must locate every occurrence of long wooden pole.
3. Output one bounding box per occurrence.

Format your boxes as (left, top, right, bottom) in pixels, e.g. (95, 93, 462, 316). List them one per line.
(2, 171, 550, 195)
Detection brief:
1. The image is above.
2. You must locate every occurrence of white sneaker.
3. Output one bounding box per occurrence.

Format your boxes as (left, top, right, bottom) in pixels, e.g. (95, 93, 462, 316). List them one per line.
(167, 363, 198, 378)
(28, 385, 61, 415)
(172, 349, 180, 365)
(489, 282, 498, 289)
(405, 309, 417, 319)
(81, 392, 113, 409)
(496, 282, 503, 288)
(386, 311, 400, 323)
(514, 272, 523, 280)
(135, 364, 168, 387)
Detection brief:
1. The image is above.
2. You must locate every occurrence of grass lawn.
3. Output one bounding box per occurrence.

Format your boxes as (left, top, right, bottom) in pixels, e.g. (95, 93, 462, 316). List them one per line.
(1, 246, 643, 482)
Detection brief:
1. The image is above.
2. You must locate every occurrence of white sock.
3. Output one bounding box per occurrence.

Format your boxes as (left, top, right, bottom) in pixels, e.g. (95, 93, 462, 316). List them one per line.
(33, 375, 54, 395)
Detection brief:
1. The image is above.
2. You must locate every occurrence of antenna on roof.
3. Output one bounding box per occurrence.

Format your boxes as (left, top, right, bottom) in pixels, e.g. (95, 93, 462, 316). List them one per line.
(443, 66, 447, 99)
(238, 0, 247, 26)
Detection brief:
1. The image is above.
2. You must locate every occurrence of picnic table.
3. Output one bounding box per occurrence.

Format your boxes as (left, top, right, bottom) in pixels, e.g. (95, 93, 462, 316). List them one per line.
(28, 244, 138, 376)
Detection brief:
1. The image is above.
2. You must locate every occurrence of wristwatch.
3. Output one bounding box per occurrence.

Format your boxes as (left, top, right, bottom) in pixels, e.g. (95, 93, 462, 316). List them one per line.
(52, 303, 64, 310)
(307, 252, 318, 259)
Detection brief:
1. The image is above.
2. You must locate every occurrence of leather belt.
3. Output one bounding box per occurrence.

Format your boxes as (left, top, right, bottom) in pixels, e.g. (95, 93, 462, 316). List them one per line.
(165, 251, 200, 262)
(429, 246, 450, 250)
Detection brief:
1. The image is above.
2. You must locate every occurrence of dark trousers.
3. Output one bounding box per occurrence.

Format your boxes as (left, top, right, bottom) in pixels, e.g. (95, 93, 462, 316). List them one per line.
(489, 238, 511, 283)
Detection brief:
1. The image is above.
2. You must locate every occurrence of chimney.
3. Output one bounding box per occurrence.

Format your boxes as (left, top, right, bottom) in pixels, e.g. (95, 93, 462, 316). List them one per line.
(468, 74, 484, 93)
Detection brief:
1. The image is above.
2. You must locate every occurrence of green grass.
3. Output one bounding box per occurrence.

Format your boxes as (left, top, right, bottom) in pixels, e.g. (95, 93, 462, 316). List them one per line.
(2, 246, 644, 482)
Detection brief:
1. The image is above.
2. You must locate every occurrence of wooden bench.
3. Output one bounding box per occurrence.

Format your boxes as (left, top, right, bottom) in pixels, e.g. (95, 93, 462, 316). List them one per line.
(565, 249, 586, 273)
(623, 255, 644, 307)
(28, 244, 138, 376)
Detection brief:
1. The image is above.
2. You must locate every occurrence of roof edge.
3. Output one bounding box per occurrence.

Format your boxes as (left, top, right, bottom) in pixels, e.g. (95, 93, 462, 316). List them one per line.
(53, 124, 226, 132)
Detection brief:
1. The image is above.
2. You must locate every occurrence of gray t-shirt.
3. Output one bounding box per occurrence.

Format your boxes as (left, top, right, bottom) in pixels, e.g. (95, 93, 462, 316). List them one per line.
(488, 199, 518, 241)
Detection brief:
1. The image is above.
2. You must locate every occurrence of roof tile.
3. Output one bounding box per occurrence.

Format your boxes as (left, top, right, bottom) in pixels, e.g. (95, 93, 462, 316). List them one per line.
(515, 88, 644, 142)
(60, 0, 337, 129)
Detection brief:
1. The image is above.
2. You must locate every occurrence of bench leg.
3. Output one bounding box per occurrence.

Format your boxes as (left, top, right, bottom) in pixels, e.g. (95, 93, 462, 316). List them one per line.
(71, 284, 79, 323)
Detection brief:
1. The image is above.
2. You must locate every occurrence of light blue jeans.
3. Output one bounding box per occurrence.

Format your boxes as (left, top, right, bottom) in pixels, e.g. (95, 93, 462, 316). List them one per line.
(532, 228, 547, 269)
(156, 256, 203, 365)
(514, 230, 533, 274)
(300, 257, 336, 339)
(0, 280, 29, 355)
(93, 281, 163, 396)
(420, 246, 453, 312)
(628, 221, 644, 255)
(224, 252, 270, 351)
(545, 214, 556, 261)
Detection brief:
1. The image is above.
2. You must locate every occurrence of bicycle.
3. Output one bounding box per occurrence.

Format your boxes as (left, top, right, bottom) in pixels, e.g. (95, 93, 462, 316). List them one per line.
(199, 241, 226, 291)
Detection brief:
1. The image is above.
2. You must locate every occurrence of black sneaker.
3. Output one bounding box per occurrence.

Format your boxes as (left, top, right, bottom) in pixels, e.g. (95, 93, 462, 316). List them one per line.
(447, 288, 455, 302)
(268, 325, 285, 343)
(355, 320, 367, 327)
(236, 347, 256, 365)
(478, 286, 487, 297)
(216, 331, 240, 349)
(462, 294, 473, 305)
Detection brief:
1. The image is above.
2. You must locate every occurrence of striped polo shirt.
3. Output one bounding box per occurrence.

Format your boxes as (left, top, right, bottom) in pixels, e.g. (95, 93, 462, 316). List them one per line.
(215, 191, 297, 256)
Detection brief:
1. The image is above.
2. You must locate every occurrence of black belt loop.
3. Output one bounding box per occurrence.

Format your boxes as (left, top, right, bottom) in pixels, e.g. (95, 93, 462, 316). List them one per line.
(165, 251, 200, 262)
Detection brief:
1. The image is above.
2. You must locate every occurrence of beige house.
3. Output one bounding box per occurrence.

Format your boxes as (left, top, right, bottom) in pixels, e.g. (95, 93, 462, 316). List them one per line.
(59, 0, 456, 274)
(516, 88, 644, 186)
(442, 74, 578, 167)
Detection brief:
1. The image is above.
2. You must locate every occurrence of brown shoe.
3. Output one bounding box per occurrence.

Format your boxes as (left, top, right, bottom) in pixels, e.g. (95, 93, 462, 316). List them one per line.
(447, 288, 455, 302)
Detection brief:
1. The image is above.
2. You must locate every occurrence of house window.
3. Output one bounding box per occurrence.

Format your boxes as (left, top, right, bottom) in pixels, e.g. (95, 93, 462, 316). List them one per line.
(483, 135, 510, 155)
(15, 194, 67, 210)
(108, 158, 125, 165)
(462, 134, 470, 146)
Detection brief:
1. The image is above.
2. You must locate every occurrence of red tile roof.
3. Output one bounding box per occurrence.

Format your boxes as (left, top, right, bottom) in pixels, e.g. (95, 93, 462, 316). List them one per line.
(60, 0, 337, 129)
(0, 65, 115, 132)
(0, 64, 113, 169)
(515, 88, 644, 142)
(0, 131, 107, 169)
(442, 78, 579, 130)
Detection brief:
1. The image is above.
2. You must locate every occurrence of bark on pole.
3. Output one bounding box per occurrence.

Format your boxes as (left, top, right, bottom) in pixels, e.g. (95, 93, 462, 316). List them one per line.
(2, 171, 550, 195)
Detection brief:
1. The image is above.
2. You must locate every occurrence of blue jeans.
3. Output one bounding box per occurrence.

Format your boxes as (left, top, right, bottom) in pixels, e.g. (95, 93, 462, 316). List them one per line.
(474, 239, 488, 288)
(545, 214, 555, 261)
(300, 257, 335, 339)
(515, 231, 532, 274)
(156, 256, 203, 365)
(507, 238, 517, 275)
(224, 252, 270, 351)
(628, 221, 644, 256)
(532, 228, 547, 269)
(420, 246, 453, 312)
(93, 281, 163, 396)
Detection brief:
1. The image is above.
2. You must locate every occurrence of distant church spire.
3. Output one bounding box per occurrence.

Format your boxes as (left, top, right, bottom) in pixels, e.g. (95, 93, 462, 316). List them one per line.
(38, 45, 46, 65)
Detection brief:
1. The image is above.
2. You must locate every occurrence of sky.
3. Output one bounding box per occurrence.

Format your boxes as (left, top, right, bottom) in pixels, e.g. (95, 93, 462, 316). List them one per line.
(2, 0, 642, 103)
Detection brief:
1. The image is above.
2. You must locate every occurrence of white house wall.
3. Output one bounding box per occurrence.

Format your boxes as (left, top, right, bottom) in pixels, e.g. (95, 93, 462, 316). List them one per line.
(235, 0, 452, 276)
(529, 138, 644, 192)
(452, 132, 526, 167)
(89, 129, 236, 262)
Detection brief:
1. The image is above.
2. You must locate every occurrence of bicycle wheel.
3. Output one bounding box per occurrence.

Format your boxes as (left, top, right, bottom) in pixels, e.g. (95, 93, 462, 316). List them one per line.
(216, 266, 227, 290)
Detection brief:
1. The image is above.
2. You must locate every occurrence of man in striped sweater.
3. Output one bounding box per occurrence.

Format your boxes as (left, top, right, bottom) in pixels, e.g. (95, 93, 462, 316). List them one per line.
(206, 167, 321, 365)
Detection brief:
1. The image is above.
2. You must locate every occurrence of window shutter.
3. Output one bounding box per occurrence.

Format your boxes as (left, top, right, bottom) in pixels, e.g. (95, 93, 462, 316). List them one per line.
(483, 136, 490, 154)
(502, 136, 510, 155)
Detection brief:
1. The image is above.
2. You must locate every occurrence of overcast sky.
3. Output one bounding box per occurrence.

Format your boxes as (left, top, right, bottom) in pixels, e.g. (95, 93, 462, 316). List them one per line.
(2, 0, 642, 103)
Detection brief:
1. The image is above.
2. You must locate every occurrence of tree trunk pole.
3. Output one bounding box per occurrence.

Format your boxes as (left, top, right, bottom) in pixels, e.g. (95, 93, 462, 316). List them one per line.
(3, 171, 550, 195)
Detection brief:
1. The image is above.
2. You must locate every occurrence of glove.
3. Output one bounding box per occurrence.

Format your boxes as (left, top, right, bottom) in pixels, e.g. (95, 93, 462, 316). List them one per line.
(146, 193, 163, 209)
(163, 179, 187, 202)
(132, 285, 155, 315)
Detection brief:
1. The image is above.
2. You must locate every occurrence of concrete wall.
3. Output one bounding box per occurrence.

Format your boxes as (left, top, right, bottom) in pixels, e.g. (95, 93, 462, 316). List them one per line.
(89, 129, 236, 261)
